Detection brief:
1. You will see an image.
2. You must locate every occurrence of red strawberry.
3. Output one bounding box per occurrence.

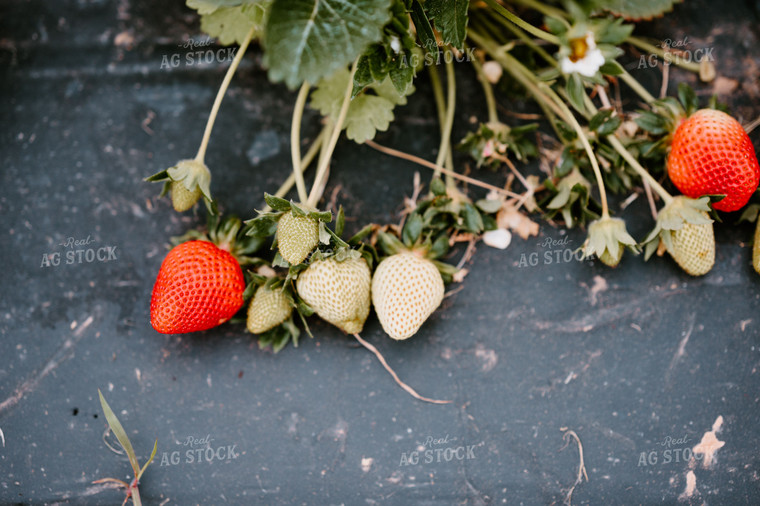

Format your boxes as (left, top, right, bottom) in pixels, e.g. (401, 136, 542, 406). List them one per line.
(668, 109, 760, 212)
(151, 240, 245, 333)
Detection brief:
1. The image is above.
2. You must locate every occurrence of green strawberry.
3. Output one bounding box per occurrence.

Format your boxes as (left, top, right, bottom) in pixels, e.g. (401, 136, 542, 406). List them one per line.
(146, 158, 212, 212)
(296, 255, 371, 334)
(246, 285, 292, 334)
(170, 180, 202, 212)
(277, 211, 319, 265)
(666, 215, 715, 276)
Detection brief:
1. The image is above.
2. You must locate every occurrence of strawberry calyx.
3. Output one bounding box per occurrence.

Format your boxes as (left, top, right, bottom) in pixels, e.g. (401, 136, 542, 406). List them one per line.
(145, 158, 214, 213)
(244, 193, 332, 267)
(582, 216, 639, 267)
(642, 195, 713, 260)
(543, 168, 599, 228)
(171, 213, 265, 269)
(244, 267, 304, 353)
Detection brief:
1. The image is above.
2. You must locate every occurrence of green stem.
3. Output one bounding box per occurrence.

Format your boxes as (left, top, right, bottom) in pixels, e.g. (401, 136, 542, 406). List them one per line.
(471, 10, 512, 46)
(263, 126, 328, 211)
(429, 63, 446, 129)
(619, 70, 656, 104)
(482, 0, 560, 45)
(307, 63, 357, 208)
(627, 36, 702, 73)
(582, 96, 673, 205)
(195, 27, 256, 164)
(469, 54, 499, 124)
(290, 82, 311, 203)
(508, 0, 570, 23)
(484, 10, 558, 68)
(436, 49, 457, 186)
(132, 486, 142, 506)
(540, 83, 609, 218)
(474, 32, 566, 120)
(606, 135, 673, 205)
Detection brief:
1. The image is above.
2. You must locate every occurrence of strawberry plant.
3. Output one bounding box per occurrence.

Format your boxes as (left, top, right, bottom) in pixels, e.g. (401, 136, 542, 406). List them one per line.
(93, 391, 157, 506)
(143, 0, 759, 401)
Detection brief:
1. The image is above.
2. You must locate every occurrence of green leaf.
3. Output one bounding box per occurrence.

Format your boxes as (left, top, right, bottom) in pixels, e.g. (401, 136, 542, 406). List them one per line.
(599, 61, 624, 76)
(264, 193, 291, 211)
(402, 213, 424, 246)
(461, 203, 484, 234)
(589, 108, 621, 136)
(427, 0, 469, 49)
(635, 111, 668, 135)
(137, 440, 159, 480)
(677, 83, 698, 116)
(98, 390, 140, 475)
(428, 233, 450, 259)
(200, 2, 269, 45)
(263, 0, 393, 89)
(347, 225, 373, 245)
(591, 0, 680, 20)
(566, 73, 586, 114)
(245, 215, 278, 237)
(311, 67, 413, 143)
(409, 0, 437, 51)
(336, 206, 346, 237)
(475, 198, 503, 214)
(430, 177, 446, 196)
(187, 0, 259, 15)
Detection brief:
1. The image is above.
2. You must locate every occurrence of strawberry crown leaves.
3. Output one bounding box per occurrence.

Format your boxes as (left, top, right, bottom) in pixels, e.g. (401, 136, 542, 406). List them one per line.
(304, 206, 379, 270)
(542, 169, 601, 228)
(642, 196, 714, 260)
(256, 316, 302, 353)
(170, 213, 266, 267)
(145, 159, 215, 213)
(458, 121, 539, 170)
(582, 216, 639, 264)
(635, 83, 728, 144)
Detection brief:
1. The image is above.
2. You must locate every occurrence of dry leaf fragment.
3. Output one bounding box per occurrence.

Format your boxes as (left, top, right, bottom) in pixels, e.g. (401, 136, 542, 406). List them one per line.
(497, 203, 539, 240)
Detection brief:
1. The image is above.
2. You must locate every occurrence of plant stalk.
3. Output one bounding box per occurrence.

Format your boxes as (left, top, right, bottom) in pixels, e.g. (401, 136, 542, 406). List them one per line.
(290, 82, 312, 203)
(482, 0, 561, 45)
(307, 62, 357, 208)
(195, 26, 256, 163)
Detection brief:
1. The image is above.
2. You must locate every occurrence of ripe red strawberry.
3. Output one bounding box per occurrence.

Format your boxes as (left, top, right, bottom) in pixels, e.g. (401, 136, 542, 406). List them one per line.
(151, 240, 245, 333)
(668, 109, 760, 212)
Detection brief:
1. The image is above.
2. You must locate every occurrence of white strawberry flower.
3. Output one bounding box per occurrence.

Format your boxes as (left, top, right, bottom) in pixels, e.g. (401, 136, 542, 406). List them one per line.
(560, 32, 605, 77)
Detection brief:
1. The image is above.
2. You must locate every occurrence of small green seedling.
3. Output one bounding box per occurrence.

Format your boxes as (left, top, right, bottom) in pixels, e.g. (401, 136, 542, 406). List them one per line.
(93, 390, 157, 506)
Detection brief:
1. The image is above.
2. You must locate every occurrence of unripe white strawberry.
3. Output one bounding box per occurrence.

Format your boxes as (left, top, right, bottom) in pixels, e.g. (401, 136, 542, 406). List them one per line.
(246, 285, 292, 334)
(371, 251, 445, 340)
(296, 256, 371, 334)
(666, 215, 715, 276)
(277, 212, 320, 265)
(171, 180, 202, 212)
(167, 159, 211, 212)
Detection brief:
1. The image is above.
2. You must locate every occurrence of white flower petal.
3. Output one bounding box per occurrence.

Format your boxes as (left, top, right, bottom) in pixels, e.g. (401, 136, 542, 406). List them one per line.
(560, 48, 605, 77)
(483, 229, 512, 250)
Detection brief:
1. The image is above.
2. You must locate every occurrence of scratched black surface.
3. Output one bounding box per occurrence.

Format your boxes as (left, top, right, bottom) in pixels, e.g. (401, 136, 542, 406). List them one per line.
(1, 0, 760, 505)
